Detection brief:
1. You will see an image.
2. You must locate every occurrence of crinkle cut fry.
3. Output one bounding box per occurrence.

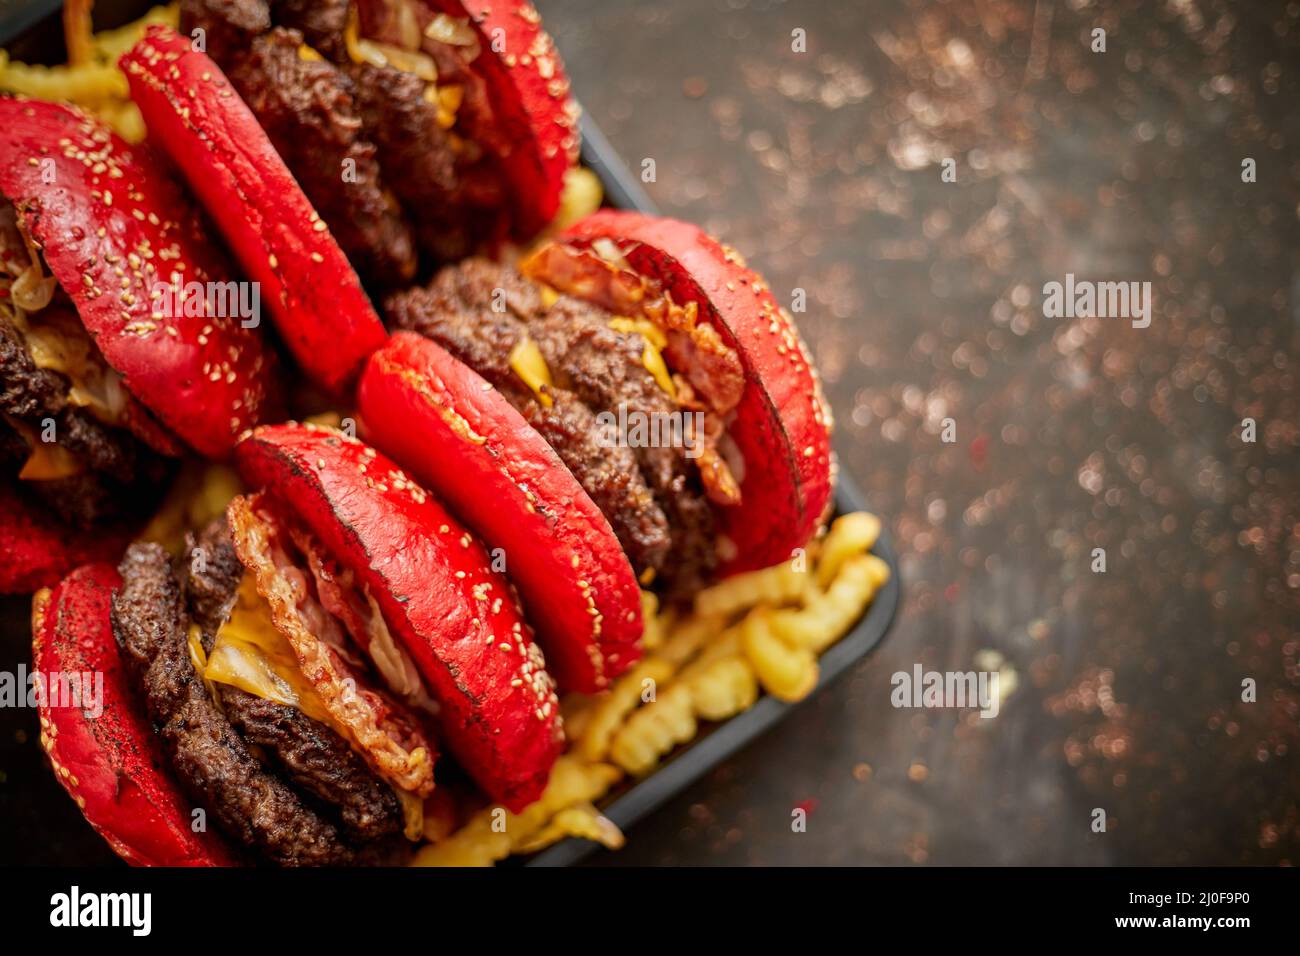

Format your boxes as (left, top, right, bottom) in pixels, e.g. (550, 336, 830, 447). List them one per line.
(415, 511, 890, 864)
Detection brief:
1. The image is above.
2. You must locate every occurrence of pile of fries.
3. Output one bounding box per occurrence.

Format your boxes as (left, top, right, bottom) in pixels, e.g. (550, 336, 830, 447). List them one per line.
(0, 2, 177, 142)
(415, 511, 891, 865)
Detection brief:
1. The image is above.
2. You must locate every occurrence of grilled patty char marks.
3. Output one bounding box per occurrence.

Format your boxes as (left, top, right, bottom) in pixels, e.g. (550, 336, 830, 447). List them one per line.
(385, 261, 674, 578)
(0, 312, 66, 419)
(177, 0, 270, 63)
(180, 0, 509, 276)
(183, 518, 404, 842)
(114, 542, 356, 865)
(223, 27, 418, 287)
(386, 258, 719, 591)
(527, 298, 719, 593)
(347, 62, 481, 264)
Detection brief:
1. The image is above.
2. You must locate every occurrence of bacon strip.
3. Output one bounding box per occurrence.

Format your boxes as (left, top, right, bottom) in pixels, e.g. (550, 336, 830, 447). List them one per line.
(227, 492, 436, 797)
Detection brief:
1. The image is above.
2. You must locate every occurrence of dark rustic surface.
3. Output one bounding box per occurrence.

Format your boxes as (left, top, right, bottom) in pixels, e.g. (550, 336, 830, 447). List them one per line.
(2, 0, 1298, 866)
(537, 0, 1299, 866)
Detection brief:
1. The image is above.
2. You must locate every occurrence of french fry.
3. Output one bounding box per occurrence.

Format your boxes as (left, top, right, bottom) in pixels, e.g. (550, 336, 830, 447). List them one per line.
(0, 4, 178, 143)
(741, 611, 818, 701)
(684, 654, 759, 721)
(559, 693, 595, 741)
(693, 557, 810, 618)
(656, 612, 727, 667)
(412, 757, 621, 866)
(772, 553, 890, 653)
(609, 683, 696, 776)
(418, 512, 889, 862)
(513, 802, 625, 854)
(817, 511, 882, 589)
(639, 589, 666, 650)
(676, 625, 742, 676)
(91, 4, 179, 60)
(63, 0, 96, 68)
(577, 657, 674, 762)
(0, 56, 129, 103)
(551, 166, 604, 231)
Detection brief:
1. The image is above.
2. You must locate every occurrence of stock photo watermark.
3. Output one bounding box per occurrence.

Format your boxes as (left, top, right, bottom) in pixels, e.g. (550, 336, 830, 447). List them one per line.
(1042, 273, 1152, 329)
(595, 403, 707, 459)
(152, 278, 261, 328)
(891, 664, 1002, 719)
(0, 666, 103, 719)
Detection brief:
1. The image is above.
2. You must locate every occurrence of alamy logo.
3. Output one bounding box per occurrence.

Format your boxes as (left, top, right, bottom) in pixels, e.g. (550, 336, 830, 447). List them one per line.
(152, 279, 261, 328)
(891, 664, 1001, 718)
(596, 403, 707, 459)
(1042, 273, 1152, 328)
(50, 886, 151, 936)
(0, 666, 103, 718)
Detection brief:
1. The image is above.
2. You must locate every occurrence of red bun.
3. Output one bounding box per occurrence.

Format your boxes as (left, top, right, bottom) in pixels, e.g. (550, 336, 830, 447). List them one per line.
(358, 332, 643, 694)
(235, 422, 563, 811)
(0, 97, 277, 458)
(32, 564, 237, 865)
(562, 211, 835, 572)
(441, 0, 580, 235)
(121, 27, 387, 393)
(0, 481, 134, 594)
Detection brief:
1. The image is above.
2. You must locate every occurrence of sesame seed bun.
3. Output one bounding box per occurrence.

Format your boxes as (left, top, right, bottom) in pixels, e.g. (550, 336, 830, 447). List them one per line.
(445, 0, 582, 236)
(0, 97, 278, 459)
(562, 211, 836, 573)
(358, 331, 643, 694)
(234, 422, 564, 811)
(32, 563, 237, 866)
(120, 27, 388, 393)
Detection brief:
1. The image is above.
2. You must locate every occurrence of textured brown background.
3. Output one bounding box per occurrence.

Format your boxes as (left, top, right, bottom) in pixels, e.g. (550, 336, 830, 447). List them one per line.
(2, 0, 1298, 866)
(537, 0, 1300, 865)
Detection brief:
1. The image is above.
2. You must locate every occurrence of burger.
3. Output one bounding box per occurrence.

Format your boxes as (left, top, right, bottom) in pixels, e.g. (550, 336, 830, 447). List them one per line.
(0, 96, 278, 594)
(35, 421, 564, 866)
(143, 0, 581, 289)
(366, 210, 836, 603)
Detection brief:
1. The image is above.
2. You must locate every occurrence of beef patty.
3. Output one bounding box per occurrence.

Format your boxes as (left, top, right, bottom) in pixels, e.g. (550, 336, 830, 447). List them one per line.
(0, 311, 170, 527)
(224, 26, 418, 287)
(180, 0, 497, 284)
(112, 523, 404, 865)
(386, 258, 721, 594)
(184, 519, 404, 843)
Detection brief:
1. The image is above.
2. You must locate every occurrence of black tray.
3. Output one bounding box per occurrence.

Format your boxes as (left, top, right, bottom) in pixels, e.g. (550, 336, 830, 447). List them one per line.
(0, 1, 900, 867)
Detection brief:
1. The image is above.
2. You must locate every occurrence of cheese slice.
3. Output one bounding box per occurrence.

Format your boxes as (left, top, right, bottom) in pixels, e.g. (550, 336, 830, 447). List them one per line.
(204, 575, 334, 726)
(508, 336, 554, 408)
(609, 316, 676, 398)
(204, 575, 428, 838)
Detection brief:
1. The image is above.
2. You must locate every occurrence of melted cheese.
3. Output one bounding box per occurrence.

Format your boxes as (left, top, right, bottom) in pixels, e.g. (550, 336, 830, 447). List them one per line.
(508, 336, 554, 408)
(204, 575, 334, 725)
(396, 788, 426, 842)
(609, 317, 676, 398)
(204, 575, 431, 838)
